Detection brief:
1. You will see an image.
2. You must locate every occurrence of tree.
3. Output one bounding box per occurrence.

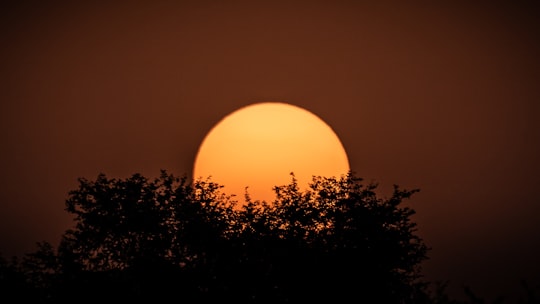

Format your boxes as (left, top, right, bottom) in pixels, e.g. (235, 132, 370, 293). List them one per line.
(57, 170, 236, 302)
(225, 173, 430, 303)
(0, 170, 431, 303)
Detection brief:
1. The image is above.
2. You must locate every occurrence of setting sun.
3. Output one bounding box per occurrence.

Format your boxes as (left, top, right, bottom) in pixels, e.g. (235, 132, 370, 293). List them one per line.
(193, 102, 350, 203)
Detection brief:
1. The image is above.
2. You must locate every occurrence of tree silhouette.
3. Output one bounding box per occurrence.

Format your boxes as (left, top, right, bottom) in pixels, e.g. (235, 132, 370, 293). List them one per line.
(1, 170, 432, 303)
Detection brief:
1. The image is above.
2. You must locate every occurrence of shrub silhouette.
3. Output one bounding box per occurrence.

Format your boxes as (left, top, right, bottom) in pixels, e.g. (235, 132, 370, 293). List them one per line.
(0, 170, 431, 303)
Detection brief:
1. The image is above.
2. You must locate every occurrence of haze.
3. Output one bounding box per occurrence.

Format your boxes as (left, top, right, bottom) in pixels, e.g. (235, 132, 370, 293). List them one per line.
(1, 1, 539, 301)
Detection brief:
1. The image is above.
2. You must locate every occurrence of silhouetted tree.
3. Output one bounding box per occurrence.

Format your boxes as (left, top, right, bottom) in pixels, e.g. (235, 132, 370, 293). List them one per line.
(56, 171, 236, 302)
(223, 173, 430, 303)
(1, 170, 434, 303)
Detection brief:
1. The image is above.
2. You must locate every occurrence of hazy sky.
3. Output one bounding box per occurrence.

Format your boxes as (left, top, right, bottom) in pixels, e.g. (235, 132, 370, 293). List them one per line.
(1, 0, 539, 300)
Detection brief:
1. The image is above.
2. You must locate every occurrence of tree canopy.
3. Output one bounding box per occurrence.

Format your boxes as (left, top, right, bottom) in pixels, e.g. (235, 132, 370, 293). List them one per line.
(1, 170, 432, 303)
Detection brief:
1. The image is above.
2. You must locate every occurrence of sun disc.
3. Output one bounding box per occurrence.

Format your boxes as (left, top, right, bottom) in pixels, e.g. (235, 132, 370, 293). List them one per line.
(193, 102, 349, 204)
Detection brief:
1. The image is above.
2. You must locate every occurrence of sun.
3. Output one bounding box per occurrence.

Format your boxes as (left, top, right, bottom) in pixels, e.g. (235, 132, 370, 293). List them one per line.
(193, 102, 350, 204)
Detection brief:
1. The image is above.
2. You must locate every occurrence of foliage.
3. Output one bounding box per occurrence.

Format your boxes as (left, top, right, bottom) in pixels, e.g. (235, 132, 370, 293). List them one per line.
(0, 170, 432, 303)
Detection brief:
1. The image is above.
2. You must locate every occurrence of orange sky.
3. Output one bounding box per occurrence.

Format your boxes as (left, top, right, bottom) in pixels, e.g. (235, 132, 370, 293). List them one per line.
(1, 0, 539, 301)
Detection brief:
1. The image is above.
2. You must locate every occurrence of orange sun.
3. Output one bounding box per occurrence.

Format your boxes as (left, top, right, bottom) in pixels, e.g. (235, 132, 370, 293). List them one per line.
(193, 102, 350, 204)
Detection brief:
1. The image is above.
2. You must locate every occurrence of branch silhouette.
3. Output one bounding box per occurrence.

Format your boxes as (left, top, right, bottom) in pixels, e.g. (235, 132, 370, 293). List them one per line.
(1, 170, 536, 303)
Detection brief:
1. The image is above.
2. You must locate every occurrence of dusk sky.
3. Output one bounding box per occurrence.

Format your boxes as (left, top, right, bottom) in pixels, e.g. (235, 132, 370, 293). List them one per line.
(1, 0, 539, 301)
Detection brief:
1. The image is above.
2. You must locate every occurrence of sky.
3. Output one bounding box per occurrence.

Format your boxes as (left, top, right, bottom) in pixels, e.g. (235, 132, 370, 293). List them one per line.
(1, 0, 539, 301)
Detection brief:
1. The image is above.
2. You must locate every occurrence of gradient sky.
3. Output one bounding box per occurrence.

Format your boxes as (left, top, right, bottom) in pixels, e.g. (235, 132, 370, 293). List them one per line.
(1, 0, 539, 301)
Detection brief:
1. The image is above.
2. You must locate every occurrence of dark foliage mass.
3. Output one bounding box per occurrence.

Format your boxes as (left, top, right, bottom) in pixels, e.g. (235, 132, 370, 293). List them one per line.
(1, 171, 535, 303)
